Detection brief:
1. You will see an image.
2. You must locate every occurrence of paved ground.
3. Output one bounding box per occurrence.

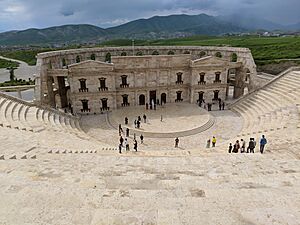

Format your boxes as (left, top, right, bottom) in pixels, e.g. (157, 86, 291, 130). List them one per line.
(0, 56, 37, 82)
(0, 151, 299, 225)
(81, 103, 243, 151)
(110, 103, 210, 133)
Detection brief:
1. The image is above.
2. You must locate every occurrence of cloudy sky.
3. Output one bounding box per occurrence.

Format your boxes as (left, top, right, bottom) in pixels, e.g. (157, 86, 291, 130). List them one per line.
(0, 0, 299, 31)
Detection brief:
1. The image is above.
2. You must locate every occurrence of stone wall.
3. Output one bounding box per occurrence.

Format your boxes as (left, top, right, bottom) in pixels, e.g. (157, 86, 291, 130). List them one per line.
(35, 46, 257, 113)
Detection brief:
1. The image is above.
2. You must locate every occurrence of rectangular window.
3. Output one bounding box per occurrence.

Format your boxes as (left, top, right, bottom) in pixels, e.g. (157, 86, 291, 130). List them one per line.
(99, 78, 108, 91)
(214, 72, 221, 83)
(120, 75, 129, 88)
(176, 73, 183, 84)
(199, 73, 206, 85)
(79, 79, 88, 92)
(81, 100, 90, 112)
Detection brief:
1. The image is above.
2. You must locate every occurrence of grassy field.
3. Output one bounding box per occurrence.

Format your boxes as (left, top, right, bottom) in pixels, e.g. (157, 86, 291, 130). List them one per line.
(0, 49, 51, 66)
(0, 58, 19, 69)
(0, 36, 299, 74)
(102, 36, 300, 62)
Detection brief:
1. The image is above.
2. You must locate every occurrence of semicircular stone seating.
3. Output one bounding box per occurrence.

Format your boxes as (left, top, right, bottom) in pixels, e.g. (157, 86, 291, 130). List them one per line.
(231, 69, 300, 157)
(0, 93, 113, 157)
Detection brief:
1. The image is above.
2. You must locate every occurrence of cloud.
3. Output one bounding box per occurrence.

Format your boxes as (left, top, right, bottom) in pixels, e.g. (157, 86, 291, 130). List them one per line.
(0, 0, 299, 31)
(60, 9, 74, 17)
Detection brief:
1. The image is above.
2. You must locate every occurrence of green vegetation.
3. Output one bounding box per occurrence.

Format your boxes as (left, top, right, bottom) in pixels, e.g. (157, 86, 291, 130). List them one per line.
(101, 36, 300, 74)
(101, 36, 300, 62)
(0, 36, 299, 74)
(0, 78, 35, 87)
(0, 48, 54, 66)
(0, 58, 19, 69)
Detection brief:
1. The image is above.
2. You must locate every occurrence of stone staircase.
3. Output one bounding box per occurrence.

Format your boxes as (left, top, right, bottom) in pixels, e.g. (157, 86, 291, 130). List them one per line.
(230, 68, 300, 142)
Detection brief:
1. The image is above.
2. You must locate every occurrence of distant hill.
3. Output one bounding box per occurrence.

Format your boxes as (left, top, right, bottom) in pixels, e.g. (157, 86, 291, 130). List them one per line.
(0, 13, 298, 47)
(0, 24, 108, 46)
(107, 14, 245, 39)
(219, 14, 284, 31)
(284, 22, 300, 31)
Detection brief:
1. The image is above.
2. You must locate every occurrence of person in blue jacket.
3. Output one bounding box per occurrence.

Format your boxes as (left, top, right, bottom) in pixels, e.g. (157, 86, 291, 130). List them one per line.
(260, 135, 267, 154)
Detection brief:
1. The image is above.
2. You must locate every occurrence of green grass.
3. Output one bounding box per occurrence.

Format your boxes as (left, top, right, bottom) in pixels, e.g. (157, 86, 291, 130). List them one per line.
(0, 58, 19, 69)
(101, 36, 300, 62)
(1, 36, 300, 68)
(0, 49, 55, 66)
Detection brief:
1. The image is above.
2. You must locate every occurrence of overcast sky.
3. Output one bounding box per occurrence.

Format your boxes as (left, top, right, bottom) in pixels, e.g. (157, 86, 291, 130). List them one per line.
(0, 0, 299, 31)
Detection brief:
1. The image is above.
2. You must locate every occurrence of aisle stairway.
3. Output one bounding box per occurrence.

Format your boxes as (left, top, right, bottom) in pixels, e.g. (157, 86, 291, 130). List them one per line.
(230, 68, 300, 157)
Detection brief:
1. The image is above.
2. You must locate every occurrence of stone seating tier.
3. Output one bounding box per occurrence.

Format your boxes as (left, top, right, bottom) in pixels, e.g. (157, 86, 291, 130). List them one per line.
(232, 69, 300, 138)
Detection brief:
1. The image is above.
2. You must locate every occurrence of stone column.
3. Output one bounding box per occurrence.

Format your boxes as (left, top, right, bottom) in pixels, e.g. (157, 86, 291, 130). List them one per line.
(233, 67, 246, 99)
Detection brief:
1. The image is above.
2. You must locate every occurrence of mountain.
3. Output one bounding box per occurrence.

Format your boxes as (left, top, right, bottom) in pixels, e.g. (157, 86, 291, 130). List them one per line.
(219, 14, 284, 31)
(0, 13, 291, 47)
(107, 14, 245, 38)
(0, 24, 108, 46)
(284, 22, 300, 31)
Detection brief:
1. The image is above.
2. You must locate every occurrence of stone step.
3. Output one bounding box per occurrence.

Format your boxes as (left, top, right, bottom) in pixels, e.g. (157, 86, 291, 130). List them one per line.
(266, 87, 296, 104)
(25, 107, 45, 132)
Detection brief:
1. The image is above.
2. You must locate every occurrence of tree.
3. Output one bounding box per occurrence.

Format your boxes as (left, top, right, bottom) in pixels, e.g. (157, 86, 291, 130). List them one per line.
(6, 67, 17, 81)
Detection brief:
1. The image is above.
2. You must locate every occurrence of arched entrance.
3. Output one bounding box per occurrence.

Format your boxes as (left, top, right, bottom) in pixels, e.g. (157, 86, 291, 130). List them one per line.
(198, 92, 204, 104)
(161, 93, 167, 104)
(139, 94, 145, 105)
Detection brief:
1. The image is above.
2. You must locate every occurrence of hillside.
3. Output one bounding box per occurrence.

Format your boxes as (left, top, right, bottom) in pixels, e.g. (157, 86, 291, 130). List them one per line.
(0, 24, 108, 46)
(0, 14, 245, 46)
(107, 14, 245, 39)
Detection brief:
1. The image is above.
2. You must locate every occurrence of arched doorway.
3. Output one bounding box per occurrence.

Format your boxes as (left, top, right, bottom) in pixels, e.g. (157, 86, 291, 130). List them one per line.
(161, 93, 167, 104)
(198, 92, 204, 104)
(139, 94, 145, 105)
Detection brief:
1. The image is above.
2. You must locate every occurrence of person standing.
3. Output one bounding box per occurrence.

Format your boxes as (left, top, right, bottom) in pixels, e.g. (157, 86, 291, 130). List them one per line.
(233, 140, 240, 153)
(248, 138, 255, 153)
(119, 124, 123, 134)
(125, 117, 128, 125)
(134, 120, 137, 128)
(160, 115, 163, 122)
(126, 128, 129, 137)
(137, 120, 141, 129)
(143, 114, 147, 123)
(140, 134, 144, 144)
(206, 139, 211, 148)
(175, 137, 179, 148)
(119, 143, 122, 154)
(260, 135, 267, 154)
(125, 138, 129, 151)
(124, 138, 128, 151)
(120, 136, 124, 146)
(134, 140, 138, 152)
(222, 102, 225, 110)
(241, 139, 246, 153)
(219, 102, 222, 111)
(228, 143, 233, 153)
(212, 136, 217, 147)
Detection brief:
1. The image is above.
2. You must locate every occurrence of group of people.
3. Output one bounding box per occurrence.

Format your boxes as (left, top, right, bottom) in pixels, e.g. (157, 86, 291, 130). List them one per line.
(118, 135, 140, 154)
(124, 114, 147, 130)
(198, 98, 226, 112)
(228, 135, 267, 154)
(118, 117, 146, 153)
(206, 136, 217, 148)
